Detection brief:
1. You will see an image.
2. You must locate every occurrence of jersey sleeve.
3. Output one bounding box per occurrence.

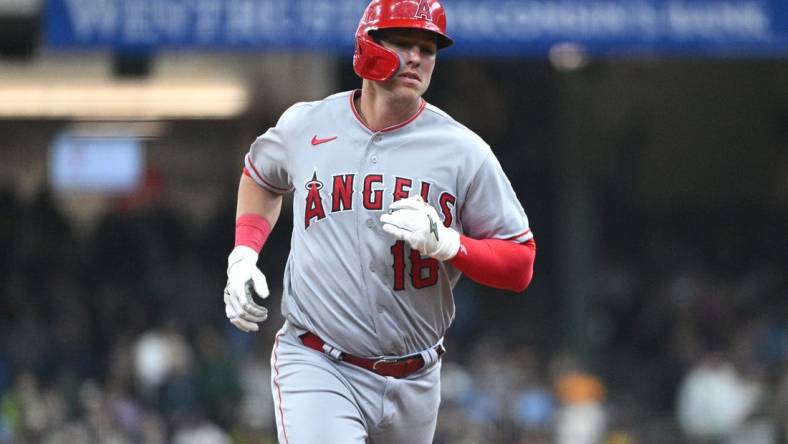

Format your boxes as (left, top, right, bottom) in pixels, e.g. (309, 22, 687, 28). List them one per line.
(244, 105, 303, 194)
(459, 150, 533, 243)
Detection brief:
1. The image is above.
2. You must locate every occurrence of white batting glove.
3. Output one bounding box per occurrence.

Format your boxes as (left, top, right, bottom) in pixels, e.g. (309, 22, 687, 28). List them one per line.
(224, 246, 269, 332)
(380, 196, 461, 262)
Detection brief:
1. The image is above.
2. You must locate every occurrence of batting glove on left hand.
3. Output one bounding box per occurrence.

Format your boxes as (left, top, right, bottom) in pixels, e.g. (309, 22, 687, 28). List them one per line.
(224, 246, 269, 333)
(380, 196, 460, 262)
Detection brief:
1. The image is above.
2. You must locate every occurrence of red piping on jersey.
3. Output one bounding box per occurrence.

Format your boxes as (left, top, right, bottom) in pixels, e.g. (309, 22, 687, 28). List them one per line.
(450, 237, 536, 293)
(272, 331, 291, 444)
(504, 228, 531, 241)
(349, 90, 427, 133)
(245, 155, 291, 193)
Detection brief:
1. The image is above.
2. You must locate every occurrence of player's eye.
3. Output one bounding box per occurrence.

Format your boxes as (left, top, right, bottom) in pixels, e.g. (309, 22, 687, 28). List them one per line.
(420, 45, 436, 56)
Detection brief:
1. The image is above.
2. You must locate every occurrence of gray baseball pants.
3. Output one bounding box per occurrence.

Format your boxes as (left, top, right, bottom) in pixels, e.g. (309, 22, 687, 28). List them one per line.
(270, 322, 442, 444)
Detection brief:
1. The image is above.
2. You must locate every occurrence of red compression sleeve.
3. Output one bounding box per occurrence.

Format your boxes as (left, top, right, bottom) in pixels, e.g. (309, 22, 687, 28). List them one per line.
(235, 213, 272, 254)
(449, 237, 536, 292)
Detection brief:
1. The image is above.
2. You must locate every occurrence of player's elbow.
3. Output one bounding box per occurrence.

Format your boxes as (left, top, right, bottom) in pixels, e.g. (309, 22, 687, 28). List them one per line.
(509, 241, 536, 293)
(506, 266, 534, 293)
(509, 273, 533, 293)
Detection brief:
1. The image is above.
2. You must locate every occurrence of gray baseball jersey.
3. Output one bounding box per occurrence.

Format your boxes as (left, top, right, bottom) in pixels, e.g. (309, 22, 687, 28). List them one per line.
(246, 90, 532, 358)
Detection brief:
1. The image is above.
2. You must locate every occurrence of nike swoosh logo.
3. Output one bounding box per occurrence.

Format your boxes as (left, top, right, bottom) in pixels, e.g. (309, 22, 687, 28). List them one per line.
(311, 135, 338, 146)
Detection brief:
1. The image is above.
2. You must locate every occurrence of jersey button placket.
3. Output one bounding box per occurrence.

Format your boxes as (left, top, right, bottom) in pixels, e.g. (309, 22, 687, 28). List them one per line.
(359, 132, 384, 346)
(370, 133, 381, 164)
(365, 137, 379, 274)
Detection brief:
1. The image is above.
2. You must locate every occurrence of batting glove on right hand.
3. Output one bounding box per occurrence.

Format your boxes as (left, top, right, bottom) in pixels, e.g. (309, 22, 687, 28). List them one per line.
(380, 196, 461, 262)
(224, 246, 269, 332)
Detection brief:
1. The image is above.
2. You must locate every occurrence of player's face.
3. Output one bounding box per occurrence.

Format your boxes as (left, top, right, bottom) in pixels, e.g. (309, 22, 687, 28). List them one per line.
(376, 29, 438, 98)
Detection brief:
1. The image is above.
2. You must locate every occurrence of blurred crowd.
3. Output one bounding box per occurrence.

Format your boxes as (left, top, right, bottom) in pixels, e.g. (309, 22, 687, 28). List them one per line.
(1, 183, 787, 444)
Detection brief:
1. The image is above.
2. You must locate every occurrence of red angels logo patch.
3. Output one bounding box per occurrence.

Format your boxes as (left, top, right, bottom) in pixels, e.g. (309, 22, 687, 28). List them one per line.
(414, 0, 431, 21)
(302, 171, 457, 232)
(304, 171, 326, 229)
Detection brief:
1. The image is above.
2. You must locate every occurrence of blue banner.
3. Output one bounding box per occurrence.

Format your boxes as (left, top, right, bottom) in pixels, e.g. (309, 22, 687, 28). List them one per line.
(45, 0, 788, 56)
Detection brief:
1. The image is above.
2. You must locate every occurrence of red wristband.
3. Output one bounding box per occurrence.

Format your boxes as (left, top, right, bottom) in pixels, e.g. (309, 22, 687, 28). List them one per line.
(235, 213, 272, 253)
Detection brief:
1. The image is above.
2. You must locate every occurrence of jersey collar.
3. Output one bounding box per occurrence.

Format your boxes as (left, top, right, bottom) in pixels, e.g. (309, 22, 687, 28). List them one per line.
(349, 90, 427, 134)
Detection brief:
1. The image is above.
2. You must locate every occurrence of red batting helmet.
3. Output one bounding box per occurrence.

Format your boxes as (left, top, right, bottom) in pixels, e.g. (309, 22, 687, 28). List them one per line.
(353, 0, 453, 82)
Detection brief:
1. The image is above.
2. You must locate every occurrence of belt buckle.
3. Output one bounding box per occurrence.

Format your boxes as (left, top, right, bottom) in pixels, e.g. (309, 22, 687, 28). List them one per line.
(372, 356, 401, 371)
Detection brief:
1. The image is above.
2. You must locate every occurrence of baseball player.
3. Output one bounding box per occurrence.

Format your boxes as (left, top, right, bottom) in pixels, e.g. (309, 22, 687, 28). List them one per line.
(223, 0, 536, 442)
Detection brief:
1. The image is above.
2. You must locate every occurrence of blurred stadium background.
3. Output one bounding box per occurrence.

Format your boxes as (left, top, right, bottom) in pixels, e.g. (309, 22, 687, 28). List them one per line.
(1, 0, 788, 443)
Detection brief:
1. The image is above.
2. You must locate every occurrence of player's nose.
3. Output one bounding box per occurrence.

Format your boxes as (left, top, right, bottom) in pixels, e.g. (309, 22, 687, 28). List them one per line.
(402, 45, 422, 65)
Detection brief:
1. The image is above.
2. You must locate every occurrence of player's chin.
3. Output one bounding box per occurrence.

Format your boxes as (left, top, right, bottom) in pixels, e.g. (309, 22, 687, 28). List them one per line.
(392, 81, 426, 99)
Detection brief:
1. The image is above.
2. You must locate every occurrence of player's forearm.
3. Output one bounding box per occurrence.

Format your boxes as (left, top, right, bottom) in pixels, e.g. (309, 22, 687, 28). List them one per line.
(238, 172, 283, 222)
(234, 172, 283, 253)
(449, 237, 536, 292)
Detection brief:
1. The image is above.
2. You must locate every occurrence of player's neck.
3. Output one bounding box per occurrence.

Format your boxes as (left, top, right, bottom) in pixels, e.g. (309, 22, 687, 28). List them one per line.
(356, 85, 423, 132)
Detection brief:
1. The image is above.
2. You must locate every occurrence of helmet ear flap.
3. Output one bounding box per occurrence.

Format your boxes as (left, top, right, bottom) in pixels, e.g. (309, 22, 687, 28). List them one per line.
(353, 34, 402, 82)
